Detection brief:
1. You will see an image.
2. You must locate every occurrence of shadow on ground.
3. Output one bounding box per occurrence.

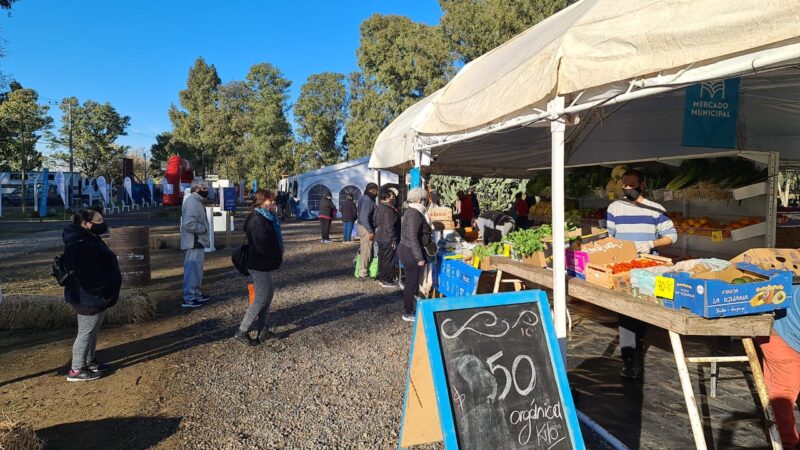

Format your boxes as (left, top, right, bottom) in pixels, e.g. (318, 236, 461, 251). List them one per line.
(37, 416, 181, 450)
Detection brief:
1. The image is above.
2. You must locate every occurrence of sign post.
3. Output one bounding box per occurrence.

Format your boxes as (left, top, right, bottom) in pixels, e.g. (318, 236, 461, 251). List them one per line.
(223, 186, 236, 249)
(400, 291, 584, 449)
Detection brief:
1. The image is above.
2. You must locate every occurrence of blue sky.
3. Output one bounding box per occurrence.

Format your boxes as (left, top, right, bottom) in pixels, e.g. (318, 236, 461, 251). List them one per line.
(0, 0, 442, 159)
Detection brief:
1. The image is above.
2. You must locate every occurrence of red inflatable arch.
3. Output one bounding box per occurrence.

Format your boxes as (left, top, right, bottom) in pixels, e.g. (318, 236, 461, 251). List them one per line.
(162, 155, 195, 206)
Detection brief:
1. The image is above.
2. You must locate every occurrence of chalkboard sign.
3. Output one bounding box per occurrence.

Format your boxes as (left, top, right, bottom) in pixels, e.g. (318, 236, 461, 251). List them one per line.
(408, 291, 583, 450)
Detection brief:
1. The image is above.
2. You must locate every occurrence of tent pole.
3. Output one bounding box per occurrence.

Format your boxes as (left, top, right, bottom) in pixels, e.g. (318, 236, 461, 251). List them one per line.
(549, 96, 568, 359)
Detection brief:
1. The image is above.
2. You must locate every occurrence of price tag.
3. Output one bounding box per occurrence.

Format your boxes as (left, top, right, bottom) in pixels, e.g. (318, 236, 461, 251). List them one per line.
(711, 230, 724, 242)
(608, 192, 616, 200)
(654, 276, 675, 300)
(472, 257, 481, 268)
(663, 190, 674, 201)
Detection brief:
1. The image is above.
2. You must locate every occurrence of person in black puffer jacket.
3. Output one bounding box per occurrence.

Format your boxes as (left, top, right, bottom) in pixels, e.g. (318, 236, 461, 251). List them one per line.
(398, 188, 433, 322)
(317, 191, 336, 243)
(235, 189, 284, 347)
(63, 209, 121, 382)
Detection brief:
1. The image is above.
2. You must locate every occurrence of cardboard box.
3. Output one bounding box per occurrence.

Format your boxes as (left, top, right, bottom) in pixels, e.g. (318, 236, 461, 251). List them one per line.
(428, 207, 453, 222)
(730, 248, 800, 276)
(665, 263, 792, 318)
(585, 254, 672, 290)
(566, 237, 638, 278)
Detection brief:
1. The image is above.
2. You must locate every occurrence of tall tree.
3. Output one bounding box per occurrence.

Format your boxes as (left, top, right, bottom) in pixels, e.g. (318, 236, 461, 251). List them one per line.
(149, 131, 191, 172)
(212, 80, 253, 181)
(344, 72, 394, 159)
(51, 97, 130, 178)
(0, 87, 52, 212)
(439, 0, 567, 63)
(244, 63, 295, 188)
(346, 14, 454, 159)
(168, 56, 221, 176)
(294, 72, 347, 170)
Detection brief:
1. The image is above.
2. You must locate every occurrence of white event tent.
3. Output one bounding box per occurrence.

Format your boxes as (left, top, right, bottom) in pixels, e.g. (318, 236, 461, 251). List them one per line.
(368, 0, 800, 399)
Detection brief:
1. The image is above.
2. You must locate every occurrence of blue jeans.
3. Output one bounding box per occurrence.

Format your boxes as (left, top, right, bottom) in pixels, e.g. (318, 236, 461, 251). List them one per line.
(343, 221, 354, 242)
(183, 248, 205, 303)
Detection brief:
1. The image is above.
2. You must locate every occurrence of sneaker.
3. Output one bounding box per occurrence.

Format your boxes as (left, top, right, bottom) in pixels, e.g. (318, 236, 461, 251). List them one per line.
(181, 301, 203, 308)
(324, 240, 333, 243)
(402, 313, 415, 322)
(66, 368, 101, 382)
(197, 296, 212, 303)
(86, 360, 109, 374)
(233, 331, 257, 347)
(379, 280, 399, 288)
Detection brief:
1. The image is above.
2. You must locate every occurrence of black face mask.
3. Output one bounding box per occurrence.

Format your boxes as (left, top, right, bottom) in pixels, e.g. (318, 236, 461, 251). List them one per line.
(90, 223, 108, 236)
(197, 190, 209, 198)
(624, 187, 641, 202)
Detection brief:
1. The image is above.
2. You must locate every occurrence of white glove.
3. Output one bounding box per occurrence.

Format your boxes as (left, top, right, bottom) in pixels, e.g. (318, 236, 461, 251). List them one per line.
(636, 241, 654, 254)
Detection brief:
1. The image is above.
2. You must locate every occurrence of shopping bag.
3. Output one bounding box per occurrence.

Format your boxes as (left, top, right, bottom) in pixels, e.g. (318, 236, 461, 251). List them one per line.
(354, 253, 379, 278)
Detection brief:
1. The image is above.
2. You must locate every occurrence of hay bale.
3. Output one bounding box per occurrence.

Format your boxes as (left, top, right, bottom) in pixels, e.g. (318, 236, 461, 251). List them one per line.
(0, 290, 156, 330)
(0, 419, 44, 450)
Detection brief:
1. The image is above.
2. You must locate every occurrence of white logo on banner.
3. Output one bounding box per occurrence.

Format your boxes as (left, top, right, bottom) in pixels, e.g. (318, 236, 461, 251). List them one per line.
(147, 176, 154, 200)
(700, 81, 725, 99)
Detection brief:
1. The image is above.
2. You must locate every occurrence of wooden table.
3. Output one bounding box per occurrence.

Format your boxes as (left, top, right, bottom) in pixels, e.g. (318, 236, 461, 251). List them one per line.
(493, 258, 781, 450)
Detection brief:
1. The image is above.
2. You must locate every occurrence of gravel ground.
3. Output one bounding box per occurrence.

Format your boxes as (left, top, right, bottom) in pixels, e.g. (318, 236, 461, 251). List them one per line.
(160, 221, 437, 450)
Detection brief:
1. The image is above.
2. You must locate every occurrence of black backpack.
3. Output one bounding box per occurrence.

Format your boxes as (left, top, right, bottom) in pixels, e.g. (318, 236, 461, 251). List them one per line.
(52, 240, 82, 287)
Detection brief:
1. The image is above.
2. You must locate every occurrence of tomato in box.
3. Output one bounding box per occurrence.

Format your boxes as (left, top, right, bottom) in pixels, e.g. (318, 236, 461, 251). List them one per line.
(586, 254, 672, 290)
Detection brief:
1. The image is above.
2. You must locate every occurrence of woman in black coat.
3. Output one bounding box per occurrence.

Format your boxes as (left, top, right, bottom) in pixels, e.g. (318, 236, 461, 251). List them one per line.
(235, 189, 284, 347)
(63, 209, 121, 381)
(317, 191, 336, 243)
(398, 188, 433, 322)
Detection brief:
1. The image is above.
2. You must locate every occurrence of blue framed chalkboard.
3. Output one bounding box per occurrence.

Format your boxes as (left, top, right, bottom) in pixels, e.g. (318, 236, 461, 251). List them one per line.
(415, 291, 584, 450)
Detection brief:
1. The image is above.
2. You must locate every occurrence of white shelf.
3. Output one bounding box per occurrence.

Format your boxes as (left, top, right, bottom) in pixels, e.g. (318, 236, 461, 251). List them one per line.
(732, 182, 768, 201)
(731, 221, 767, 241)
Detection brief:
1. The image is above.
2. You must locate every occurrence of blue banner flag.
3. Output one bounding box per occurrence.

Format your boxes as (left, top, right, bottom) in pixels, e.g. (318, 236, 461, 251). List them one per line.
(682, 78, 740, 149)
(39, 168, 50, 217)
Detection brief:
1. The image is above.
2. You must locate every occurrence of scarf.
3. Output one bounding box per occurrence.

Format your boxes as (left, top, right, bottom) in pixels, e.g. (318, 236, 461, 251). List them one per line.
(409, 202, 432, 225)
(256, 207, 284, 252)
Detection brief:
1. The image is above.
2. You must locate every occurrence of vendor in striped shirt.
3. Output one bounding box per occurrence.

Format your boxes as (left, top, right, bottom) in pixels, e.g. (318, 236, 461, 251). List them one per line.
(606, 169, 678, 380)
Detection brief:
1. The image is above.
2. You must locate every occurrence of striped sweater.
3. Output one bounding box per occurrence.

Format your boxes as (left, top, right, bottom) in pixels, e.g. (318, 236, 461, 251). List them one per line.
(606, 198, 678, 245)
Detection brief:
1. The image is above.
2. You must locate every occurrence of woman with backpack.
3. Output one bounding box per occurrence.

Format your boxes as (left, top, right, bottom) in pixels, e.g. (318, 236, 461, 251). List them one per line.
(235, 189, 284, 347)
(318, 191, 336, 243)
(63, 208, 121, 381)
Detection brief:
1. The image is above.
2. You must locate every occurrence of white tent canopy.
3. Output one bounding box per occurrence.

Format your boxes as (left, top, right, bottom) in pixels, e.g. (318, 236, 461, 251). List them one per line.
(417, 70, 800, 177)
(416, 0, 800, 136)
(368, 0, 800, 174)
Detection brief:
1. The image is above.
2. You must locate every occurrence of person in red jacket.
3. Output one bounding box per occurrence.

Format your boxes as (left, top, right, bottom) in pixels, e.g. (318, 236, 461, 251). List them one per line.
(514, 192, 529, 229)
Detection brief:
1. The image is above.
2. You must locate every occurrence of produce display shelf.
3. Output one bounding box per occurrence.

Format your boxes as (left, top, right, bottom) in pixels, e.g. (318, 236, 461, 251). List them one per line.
(590, 182, 767, 202)
(676, 222, 766, 242)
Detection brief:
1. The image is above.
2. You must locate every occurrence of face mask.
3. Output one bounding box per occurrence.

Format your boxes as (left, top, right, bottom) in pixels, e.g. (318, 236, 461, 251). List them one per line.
(624, 188, 641, 202)
(267, 204, 277, 213)
(197, 190, 209, 198)
(90, 223, 108, 236)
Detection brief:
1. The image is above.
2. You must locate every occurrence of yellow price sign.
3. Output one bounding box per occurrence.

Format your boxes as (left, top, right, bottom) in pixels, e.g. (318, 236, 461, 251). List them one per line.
(711, 230, 724, 242)
(654, 276, 675, 300)
(608, 192, 616, 200)
(472, 257, 481, 268)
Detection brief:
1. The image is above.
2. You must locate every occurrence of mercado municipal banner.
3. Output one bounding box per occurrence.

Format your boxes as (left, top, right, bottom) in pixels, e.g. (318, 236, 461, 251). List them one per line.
(681, 78, 740, 149)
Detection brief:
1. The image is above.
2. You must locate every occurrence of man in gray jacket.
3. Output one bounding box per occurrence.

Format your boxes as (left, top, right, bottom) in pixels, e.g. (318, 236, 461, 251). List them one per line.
(356, 182, 379, 279)
(181, 178, 210, 308)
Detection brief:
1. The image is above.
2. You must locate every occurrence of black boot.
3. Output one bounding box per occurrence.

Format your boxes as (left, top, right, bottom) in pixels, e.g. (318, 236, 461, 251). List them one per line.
(233, 331, 257, 347)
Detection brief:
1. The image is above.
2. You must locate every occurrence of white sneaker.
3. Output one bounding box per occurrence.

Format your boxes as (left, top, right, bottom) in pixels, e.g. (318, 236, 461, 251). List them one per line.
(402, 313, 415, 322)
